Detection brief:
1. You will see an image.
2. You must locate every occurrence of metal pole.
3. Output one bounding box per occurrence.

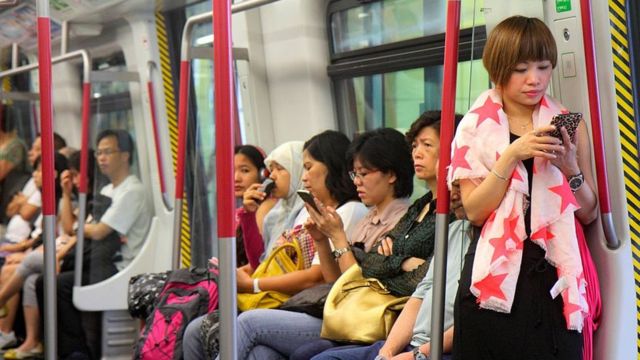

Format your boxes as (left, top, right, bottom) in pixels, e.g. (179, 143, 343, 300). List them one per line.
(213, 0, 237, 359)
(11, 43, 18, 69)
(36, 1, 58, 359)
(61, 20, 68, 54)
(74, 80, 91, 287)
(430, 1, 460, 359)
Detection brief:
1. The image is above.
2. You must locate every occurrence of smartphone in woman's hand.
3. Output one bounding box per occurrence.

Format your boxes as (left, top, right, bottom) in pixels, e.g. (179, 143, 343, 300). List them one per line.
(549, 112, 582, 144)
(297, 190, 320, 213)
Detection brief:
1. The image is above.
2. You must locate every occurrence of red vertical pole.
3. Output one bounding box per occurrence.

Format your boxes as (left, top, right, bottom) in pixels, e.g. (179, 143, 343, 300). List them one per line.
(147, 76, 169, 206)
(36, 1, 58, 359)
(79, 82, 91, 194)
(437, 0, 461, 214)
(579, 0, 619, 248)
(213, 0, 237, 358)
(431, 1, 461, 360)
(38, 10, 55, 217)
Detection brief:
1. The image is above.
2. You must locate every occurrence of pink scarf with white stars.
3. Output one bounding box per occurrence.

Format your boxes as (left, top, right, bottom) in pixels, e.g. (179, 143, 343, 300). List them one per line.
(448, 89, 588, 331)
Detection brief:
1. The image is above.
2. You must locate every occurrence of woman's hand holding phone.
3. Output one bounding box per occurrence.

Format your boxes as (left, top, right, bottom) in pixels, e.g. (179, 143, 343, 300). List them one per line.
(243, 183, 268, 213)
(300, 190, 345, 240)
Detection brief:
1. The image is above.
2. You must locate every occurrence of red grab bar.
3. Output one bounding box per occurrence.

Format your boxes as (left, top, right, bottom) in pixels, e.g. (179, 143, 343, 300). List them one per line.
(579, 0, 619, 249)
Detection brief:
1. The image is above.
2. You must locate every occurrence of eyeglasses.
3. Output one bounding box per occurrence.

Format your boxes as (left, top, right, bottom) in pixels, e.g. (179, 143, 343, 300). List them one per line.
(348, 170, 379, 181)
(94, 149, 120, 157)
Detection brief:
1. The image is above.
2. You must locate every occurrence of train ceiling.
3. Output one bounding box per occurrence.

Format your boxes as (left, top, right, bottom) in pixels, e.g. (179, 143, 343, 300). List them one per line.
(0, 0, 203, 50)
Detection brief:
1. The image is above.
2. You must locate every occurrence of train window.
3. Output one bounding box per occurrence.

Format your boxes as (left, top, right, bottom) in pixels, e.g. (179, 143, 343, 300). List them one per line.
(329, 0, 485, 56)
(334, 59, 489, 134)
(329, 0, 489, 135)
(330, 0, 445, 54)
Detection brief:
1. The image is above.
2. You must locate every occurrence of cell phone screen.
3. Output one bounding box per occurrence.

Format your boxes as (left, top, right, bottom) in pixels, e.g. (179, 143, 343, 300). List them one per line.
(549, 112, 582, 144)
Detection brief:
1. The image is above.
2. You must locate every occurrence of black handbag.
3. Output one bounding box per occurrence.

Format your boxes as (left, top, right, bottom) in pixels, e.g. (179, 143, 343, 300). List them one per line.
(279, 282, 334, 319)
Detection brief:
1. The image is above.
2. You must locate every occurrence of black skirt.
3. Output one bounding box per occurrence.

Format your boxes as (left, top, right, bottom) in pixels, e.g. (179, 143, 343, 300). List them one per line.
(453, 238, 583, 360)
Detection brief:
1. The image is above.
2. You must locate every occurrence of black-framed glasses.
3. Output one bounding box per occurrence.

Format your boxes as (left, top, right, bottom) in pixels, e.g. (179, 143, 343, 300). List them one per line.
(348, 169, 379, 181)
(94, 149, 120, 158)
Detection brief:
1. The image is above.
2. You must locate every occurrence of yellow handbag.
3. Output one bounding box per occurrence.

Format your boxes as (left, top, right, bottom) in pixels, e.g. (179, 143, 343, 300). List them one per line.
(237, 242, 304, 311)
(321, 264, 409, 344)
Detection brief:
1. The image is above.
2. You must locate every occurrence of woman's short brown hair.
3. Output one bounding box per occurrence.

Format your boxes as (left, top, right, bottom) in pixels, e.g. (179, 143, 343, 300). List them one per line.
(483, 16, 557, 86)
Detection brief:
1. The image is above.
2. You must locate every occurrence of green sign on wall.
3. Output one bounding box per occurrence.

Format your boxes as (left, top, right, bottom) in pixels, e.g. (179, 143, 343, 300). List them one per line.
(556, 0, 572, 12)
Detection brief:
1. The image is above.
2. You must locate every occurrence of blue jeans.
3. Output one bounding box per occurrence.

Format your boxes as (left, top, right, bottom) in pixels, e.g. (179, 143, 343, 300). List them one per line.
(310, 341, 452, 360)
(236, 309, 323, 360)
(183, 315, 206, 360)
(311, 341, 392, 360)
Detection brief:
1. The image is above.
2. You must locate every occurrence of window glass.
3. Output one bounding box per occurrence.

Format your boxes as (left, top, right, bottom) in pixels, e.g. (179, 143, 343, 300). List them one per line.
(331, 0, 445, 53)
(330, 0, 485, 54)
(337, 59, 489, 135)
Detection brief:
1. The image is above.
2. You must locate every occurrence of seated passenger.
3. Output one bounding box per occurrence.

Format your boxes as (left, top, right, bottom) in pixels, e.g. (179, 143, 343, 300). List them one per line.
(235, 111, 463, 360)
(238, 141, 306, 270)
(0, 152, 68, 357)
(184, 131, 368, 360)
(233, 145, 276, 267)
(84, 129, 151, 270)
(229, 127, 414, 360)
(34, 130, 151, 360)
(311, 181, 470, 360)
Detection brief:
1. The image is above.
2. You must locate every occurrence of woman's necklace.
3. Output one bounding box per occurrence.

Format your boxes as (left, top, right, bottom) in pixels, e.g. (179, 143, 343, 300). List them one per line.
(507, 116, 532, 131)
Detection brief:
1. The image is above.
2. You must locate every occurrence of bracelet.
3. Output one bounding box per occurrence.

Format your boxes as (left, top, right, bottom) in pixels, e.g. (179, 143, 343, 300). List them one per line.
(491, 169, 508, 181)
(253, 278, 261, 294)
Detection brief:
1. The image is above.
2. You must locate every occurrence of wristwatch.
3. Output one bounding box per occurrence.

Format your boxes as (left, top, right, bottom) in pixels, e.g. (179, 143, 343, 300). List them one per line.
(332, 247, 351, 260)
(567, 171, 584, 193)
(412, 346, 429, 360)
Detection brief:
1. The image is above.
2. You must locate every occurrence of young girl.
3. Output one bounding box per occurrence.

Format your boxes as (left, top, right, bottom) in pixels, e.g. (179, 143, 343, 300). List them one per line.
(449, 16, 597, 359)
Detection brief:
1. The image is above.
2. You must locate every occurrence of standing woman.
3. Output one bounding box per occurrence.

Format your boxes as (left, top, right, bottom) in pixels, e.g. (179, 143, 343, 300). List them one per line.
(449, 16, 597, 359)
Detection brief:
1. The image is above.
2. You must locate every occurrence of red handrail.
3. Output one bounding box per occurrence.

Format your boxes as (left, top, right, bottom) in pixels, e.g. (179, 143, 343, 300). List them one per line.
(213, 1, 238, 359)
(79, 82, 91, 194)
(431, 2, 461, 360)
(147, 62, 171, 209)
(436, 0, 461, 215)
(36, 1, 58, 359)
(579, 0, 619, 248)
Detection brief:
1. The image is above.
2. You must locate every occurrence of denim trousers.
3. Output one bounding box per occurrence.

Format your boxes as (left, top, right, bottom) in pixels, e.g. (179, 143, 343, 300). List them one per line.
(236, 309, 323, 359)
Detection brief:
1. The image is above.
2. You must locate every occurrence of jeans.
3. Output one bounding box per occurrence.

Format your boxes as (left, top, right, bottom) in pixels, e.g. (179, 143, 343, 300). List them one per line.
(311, 341, 390, 360)
(183, 315, 206, 360)
(236, 309, 323, 360)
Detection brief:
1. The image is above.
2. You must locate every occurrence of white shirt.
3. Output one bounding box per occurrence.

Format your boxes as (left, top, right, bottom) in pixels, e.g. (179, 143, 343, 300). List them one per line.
(5, 190, 41, 243)
(100, 175, 151, 270)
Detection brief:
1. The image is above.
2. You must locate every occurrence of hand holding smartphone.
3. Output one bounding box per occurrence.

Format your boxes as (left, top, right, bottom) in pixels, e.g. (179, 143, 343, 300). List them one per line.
(258, 178, 275, 198)
(297, 190, 320, 213)
(548, 112, 582, 144)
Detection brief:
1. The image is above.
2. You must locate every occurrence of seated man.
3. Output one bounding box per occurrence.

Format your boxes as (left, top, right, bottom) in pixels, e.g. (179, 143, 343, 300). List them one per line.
(36, 129, 152, 360)
(311, 180, 470, 360)
(84, 129, 151, 270)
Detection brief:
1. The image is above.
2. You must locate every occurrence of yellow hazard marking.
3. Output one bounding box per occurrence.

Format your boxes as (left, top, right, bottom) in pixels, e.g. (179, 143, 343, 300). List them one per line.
(609, 0, 640, 355)
(155, 4, 191, 268)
